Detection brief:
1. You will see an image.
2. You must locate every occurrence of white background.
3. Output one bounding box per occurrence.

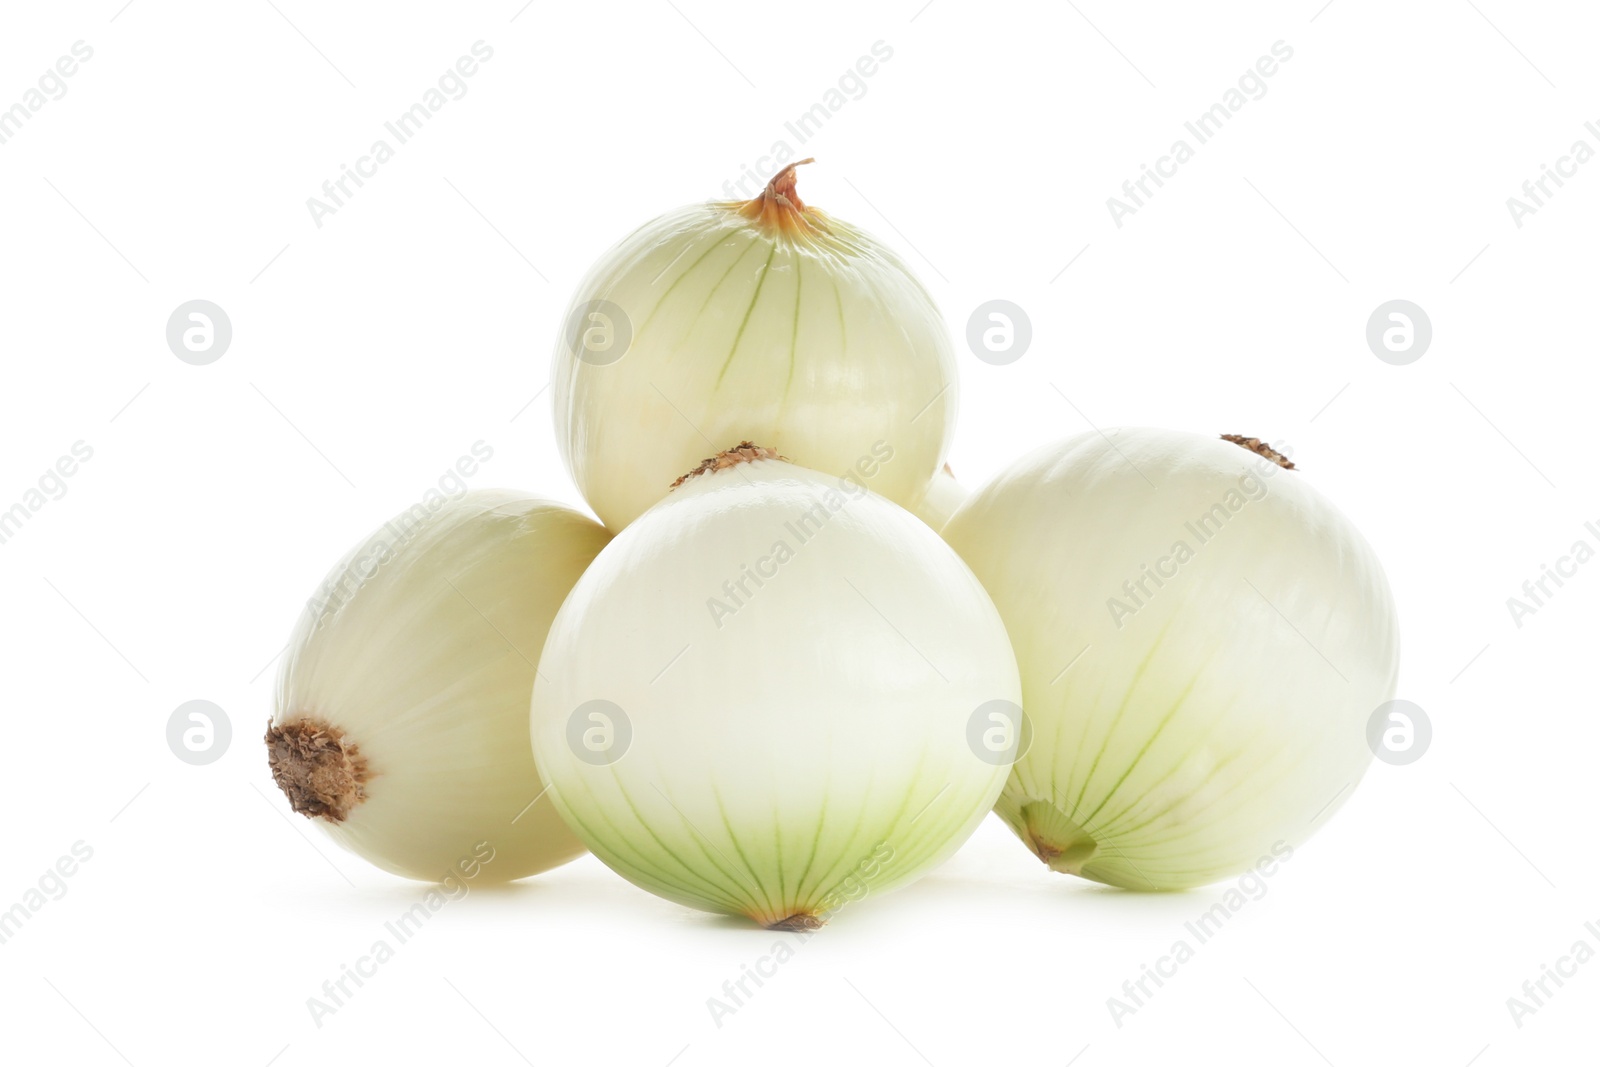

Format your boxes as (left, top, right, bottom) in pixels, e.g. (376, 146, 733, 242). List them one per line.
(1, 1, 1595, 1064)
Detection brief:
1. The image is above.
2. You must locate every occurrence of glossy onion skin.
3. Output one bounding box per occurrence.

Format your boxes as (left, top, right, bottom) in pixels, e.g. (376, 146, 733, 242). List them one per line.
(531, 460, 1019, 926)
(273, 490, 610, 882)
(552, 202, 958, 532)
(914, 465, 968, 532)
(944, 428, 1400, 889)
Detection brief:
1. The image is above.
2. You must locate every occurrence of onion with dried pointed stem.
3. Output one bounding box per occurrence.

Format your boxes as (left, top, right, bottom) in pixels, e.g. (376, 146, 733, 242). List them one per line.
(553, 160, 957, 532)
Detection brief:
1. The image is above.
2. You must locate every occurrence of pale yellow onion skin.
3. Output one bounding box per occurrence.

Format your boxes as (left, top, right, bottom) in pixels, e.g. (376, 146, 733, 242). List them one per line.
(530, 458, 1019, 927)
(553, 198, 957, 532)
(913, 464, 968, 532)
(272, 490, 610, 882)
(943, 428, 1400, 890)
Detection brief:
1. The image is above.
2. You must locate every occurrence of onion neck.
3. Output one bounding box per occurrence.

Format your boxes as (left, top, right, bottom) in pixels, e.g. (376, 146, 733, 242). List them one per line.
(726, 159, 820, 239)
(266, 718, 369, 821)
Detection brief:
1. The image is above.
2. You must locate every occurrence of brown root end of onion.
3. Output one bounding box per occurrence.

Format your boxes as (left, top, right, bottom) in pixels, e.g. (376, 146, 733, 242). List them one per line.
(1221, 434, 1296, 470)
(670, 441, 785, 491)
(766, 912, 825, 931)
(265, 718, 369, 822)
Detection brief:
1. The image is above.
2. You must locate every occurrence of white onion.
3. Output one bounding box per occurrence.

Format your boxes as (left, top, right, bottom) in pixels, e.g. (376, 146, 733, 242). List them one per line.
(530, 445, 1019, 927)
(943, 429, 1400, 889)
(268, 490, 610, 882)
(552, 161, 957, 532)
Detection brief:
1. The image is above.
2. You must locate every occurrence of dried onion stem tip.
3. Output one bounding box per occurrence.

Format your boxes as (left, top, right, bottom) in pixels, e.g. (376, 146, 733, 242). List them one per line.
(1220, 434, 1296, 471)
(732, 158, 818, 236)
(265, 719, 369, 822)
(768, 913, 825, 932)
(669, 441, 785, 490)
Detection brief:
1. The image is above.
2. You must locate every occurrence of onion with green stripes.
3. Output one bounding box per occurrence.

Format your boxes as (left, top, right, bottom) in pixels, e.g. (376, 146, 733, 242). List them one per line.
(943, 428, 1401, 889)
(551, 160, 956, 532)
(529, 444, 1020, 928)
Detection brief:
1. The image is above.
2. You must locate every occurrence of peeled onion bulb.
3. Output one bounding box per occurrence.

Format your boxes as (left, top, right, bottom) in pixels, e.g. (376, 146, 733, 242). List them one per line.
(943, 429, 1400, 889)
(267, 490, 610, 882)
(530, 445, 1019, 927)
(552, 161, 957, 532)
